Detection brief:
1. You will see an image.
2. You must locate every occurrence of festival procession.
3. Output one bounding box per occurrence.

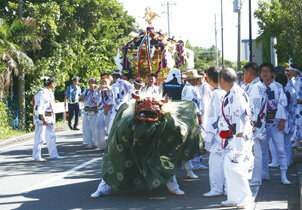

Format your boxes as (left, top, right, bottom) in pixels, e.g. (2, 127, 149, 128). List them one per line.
(0, 0, 301, 209)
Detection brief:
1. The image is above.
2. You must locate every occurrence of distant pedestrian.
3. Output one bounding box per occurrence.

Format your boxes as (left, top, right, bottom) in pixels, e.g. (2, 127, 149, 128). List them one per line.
(32, 76, 64, 162)
(64, 76, 81, 130)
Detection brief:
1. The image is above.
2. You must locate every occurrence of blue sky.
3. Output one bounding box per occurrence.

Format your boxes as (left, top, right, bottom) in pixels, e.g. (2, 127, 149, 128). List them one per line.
(118, 0, 262, 62)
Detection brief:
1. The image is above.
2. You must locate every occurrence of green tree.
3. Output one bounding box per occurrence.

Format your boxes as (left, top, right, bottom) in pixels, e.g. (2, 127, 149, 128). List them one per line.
(185, 41, 235, 71)
(0, 0, 136, 130)
(255, 0, 302, 64)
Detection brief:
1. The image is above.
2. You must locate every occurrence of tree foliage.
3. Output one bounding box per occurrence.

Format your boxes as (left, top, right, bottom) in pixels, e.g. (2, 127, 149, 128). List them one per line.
(0, 0, 136, 130)
(255, 0, 302, 64)
(185, 41, 235, 71)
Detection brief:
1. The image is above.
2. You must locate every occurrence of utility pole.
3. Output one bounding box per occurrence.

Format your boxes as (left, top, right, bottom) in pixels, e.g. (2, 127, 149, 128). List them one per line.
(221, 0, 225, 67)
(215, 14, 218, 67)
(161, 2, 176, 38)
(233, 0, 242, 71)
(249, 0, 252, 62)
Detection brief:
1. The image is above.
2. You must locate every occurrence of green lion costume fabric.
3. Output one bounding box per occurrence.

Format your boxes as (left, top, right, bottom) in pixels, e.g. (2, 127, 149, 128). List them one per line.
(101, 100, 204, 191)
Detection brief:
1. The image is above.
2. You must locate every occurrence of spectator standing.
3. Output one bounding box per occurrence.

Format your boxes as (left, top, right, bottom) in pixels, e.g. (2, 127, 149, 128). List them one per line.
(64, 76, 81, 130)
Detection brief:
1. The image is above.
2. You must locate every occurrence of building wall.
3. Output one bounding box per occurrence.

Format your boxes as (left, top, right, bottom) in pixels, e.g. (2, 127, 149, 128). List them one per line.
(241, 39, 263, 65)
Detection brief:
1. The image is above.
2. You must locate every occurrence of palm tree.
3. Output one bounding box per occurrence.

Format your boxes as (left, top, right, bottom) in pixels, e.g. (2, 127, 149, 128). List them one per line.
(0, 17, 41, 130)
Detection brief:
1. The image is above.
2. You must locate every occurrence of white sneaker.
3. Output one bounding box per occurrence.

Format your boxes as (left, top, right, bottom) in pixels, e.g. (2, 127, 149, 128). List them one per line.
(281, 176, 291, 185)
(237, 196, 253, 209)
(34, 157, 47, 162)
(51, 155, 64, 160)
(202, 191, 223, 197)
(268, 162, 279, 168)
(187, 170, 198, 179)
(221, 200, 237, 207)
(90, 190, 104, 198)
(171, 188, 185, 196)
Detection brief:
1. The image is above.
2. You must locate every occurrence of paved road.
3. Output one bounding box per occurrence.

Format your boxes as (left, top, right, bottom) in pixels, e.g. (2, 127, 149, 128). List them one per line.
(0, 129, 299, 210)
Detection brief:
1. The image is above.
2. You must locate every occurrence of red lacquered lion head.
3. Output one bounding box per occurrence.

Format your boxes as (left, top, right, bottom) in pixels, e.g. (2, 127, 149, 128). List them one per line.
(133, 94, 168, 122)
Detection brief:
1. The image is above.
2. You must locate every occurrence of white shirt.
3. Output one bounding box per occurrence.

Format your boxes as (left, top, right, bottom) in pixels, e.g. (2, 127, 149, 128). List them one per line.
(110, 78, 134, 111)
(141, 85, 160, 95)
(34, 87, 55, 124)
(94, 87, 112, 112)
(197, 82, 212, 128)
(204, 86, 226, 156)
(181, 81, 201, 115)
(244, 77, 267, 141)
(218, 83, 253, 163)
(82, 88, 98, 108)
(265, 80, 288, 121)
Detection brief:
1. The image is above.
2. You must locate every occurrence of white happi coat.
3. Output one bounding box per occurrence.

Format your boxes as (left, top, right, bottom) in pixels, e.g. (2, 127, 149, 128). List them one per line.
(244, 77, 267, 141)
(293, 75, 302, 141)
(265, 80, 288, 121)
(204, 86, 226, 156)
(34, 87, 55, 125)
(197, 82, 212, 130)
(111, 78, 133, 112)
(219, 83, 254, 165)
(181, 82, 201, 115)
(141, 85, 160, 95)
(284, 79, 296, 135)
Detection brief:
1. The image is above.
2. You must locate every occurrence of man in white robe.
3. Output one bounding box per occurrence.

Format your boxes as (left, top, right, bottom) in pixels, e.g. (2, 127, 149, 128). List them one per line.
(243, 62, 267, 187)
(202, 66, 226, 197)
(93, 76, 112, 151)
(218, 68, 254, 208)
(259, 62, 290, 184)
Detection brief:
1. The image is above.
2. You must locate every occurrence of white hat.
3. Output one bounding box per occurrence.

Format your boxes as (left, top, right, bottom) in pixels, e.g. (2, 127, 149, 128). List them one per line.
(112, 70, 122, 76)
(236, 71, 243, 75)
(186, 69, 202, 80)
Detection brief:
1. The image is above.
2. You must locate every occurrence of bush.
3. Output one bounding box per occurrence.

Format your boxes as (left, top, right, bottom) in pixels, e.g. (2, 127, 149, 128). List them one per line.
(0, 99, 24, 139)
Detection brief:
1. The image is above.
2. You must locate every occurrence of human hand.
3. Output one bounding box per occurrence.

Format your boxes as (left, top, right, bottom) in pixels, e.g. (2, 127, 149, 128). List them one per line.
(278, 119, 285, 131)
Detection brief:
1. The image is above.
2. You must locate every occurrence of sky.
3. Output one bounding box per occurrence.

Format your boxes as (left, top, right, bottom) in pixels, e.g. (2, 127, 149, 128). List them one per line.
(117, 0, 262, 62)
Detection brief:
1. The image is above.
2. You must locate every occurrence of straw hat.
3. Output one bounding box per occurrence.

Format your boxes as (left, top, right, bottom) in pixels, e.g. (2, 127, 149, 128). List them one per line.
(186, 69, 202, 80)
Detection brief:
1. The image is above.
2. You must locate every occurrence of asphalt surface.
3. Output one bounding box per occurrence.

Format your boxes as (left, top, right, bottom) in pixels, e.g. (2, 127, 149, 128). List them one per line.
(0, 128, 299, 210)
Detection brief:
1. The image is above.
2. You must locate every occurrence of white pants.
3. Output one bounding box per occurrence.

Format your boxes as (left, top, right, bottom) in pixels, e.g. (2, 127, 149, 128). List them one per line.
(82, 112, 97, 148)
(250, 138, 262, 185)
(284, 133, 293, 165)
(94, 111, 111, 150)
(209, 152, 225, 193)
(224, 158, 252, 205)
(166, 175, 179, 192)
(32, 123, 59, 159)
(269, 138, 279, 165)
(261, 120, 288, 179)
(95, 179, 113, 195)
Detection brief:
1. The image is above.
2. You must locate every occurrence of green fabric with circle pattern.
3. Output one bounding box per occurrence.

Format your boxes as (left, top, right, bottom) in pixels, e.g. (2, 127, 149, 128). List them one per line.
(101, 100, 204, 191)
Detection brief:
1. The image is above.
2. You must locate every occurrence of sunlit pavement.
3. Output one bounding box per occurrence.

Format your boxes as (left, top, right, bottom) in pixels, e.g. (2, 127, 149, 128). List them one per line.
(0, 129, 299, 210)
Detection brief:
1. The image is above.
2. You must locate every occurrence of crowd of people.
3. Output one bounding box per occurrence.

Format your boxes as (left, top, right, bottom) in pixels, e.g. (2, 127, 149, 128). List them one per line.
(32, 61, 302, 209)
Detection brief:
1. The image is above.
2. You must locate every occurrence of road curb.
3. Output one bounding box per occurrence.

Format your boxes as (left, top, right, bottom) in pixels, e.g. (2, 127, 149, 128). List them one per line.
(296, 163, 302, 210)
(294, 148, 302, 210)
(0, 121, 82, 147)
